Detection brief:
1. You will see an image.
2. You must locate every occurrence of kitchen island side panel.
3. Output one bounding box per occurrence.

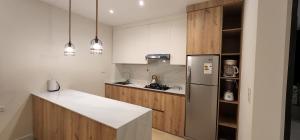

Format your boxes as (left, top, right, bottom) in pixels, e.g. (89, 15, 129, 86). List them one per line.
(32, 95, 117, 140)
(117, 111, 152, 140)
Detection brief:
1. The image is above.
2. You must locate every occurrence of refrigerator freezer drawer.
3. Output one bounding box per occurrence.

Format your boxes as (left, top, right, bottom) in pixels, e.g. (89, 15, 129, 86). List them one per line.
(185, 84, 218, 140)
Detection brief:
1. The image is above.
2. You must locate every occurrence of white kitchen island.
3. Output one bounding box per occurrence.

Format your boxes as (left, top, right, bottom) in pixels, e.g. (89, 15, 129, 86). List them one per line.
(31, 90, 152, 140)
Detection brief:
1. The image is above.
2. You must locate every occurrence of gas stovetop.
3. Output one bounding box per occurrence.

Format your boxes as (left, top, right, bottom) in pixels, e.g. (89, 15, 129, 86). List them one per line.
(144, 83, 170, 91)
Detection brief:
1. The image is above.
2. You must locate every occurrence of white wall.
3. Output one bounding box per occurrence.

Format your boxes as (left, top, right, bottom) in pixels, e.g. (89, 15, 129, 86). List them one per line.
(0, 0, 113, 139)
(238, 0, 258, 139)
(239, 0, 294, 139)
(251, 0, 293, 139)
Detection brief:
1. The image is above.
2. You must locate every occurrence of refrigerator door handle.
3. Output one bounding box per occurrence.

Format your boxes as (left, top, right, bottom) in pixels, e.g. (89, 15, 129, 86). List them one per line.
(186, 84, 191, 103)
(187, 66, 192, 102)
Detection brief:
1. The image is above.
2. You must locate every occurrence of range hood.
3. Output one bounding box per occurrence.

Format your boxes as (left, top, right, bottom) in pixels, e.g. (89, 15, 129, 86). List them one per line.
(145, 54, 170, 61)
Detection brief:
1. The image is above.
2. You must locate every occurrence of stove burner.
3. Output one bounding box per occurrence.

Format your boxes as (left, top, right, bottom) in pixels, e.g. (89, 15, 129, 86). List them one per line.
(145, 83, 170, 91)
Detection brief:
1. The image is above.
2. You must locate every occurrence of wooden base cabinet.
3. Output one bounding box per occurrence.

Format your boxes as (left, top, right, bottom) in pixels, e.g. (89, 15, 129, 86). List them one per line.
(105, 84, 185, 137)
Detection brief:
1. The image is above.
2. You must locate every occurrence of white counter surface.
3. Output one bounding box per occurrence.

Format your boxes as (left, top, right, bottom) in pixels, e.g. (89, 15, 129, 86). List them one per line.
(31, 89, 152, 129)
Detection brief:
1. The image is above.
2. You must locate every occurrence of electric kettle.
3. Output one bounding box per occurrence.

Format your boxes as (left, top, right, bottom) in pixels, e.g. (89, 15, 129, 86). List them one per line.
(47, 80, 61, 92)
(151, 75, 158, 84)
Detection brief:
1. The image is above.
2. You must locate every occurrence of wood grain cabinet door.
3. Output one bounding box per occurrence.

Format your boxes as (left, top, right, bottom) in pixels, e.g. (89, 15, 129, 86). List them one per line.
(104, 84, 185, 137)
(152, 110, 165, 130)
(187, 6, 221, 55)
(163, 94, 185, 136)
(146, 91, 165, 112)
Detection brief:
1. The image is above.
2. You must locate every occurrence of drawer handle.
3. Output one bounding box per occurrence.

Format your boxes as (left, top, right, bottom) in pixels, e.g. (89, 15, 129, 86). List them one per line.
(152, 109, 164, 112)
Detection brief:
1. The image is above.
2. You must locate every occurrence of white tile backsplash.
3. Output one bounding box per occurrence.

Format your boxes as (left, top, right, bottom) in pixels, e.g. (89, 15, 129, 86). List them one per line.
(114, 61, 186, 87)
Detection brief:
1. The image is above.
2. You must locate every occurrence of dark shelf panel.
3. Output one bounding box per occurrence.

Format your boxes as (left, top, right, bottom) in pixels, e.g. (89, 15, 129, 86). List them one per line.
(221, 32, 241, 53)
(218, 125, 237, 140)
(222, 28, 242, 33)
(220, 77, 240, 80)
(221, 53, 240, 56)
(222, 2, 242, 30)
(219, 117, 238, 129)
(220, 100, 239, 105)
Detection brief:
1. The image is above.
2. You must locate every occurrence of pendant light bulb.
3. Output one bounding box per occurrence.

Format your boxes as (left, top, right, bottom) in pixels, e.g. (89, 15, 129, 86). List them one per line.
(90, 0, 103, 55)
(64, 0, 76, 56)
(90, 37, 103, 54)
(64, 42, 76, 56)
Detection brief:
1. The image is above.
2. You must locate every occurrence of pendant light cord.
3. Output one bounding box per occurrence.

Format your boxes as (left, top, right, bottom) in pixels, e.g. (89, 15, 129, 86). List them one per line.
(96, 0, 98, 38)
(69, 0, 72, 43)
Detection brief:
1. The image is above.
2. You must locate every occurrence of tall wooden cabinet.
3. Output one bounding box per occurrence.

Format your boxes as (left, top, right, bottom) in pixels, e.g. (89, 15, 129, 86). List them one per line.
(186, 0, 243, 140)
(187, 6, 221, 55)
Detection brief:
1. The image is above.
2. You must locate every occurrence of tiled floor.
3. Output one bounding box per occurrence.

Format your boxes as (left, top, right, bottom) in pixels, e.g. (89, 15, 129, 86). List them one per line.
(152, 129, 185, 140)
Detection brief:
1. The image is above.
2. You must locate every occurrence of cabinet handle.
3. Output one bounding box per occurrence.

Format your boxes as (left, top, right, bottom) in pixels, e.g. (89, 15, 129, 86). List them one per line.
(205, 9, 210, 13)
(152, 109, 164, 112)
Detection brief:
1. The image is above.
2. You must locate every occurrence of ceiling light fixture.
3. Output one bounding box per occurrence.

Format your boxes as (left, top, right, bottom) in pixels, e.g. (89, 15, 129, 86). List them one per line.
(109, 9, 114, 14)
(90, 0, 104, 55)
(64, 0, 76, 56)
(139, 0, 144, 6)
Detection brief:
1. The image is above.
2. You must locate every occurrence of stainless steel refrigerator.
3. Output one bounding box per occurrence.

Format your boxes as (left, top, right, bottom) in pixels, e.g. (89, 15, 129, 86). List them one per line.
(185, 55, 219, 140)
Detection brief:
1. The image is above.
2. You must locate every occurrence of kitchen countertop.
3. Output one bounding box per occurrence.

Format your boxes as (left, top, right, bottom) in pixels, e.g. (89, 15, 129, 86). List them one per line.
(31, 89, 152, 129)
(105, 82, 186, 96)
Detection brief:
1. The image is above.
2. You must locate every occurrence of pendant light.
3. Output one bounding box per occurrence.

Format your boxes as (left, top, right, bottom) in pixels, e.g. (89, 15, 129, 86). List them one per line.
(64, 0, 76, 56)
(90, 0, 104, 54)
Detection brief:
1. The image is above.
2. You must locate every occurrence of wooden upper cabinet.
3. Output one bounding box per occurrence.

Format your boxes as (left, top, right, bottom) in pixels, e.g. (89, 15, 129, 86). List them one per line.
(187, 6, 222, 55)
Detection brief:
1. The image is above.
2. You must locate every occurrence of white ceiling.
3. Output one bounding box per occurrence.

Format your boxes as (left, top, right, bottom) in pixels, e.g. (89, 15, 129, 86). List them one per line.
(40, 0, 208, 26)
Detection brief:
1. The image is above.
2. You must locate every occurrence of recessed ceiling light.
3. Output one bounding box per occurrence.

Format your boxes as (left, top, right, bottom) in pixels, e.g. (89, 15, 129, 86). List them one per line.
(139, 0, 144, 6)
(109, 9, 114, 14)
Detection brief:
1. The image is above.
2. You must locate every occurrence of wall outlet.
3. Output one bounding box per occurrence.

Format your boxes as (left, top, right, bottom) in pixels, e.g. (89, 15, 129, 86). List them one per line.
(0, 105, 5, 112)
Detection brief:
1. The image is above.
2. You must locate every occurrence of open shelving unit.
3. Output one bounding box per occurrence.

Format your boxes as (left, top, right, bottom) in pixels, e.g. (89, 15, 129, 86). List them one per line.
(217, 1, 244, 140)
(219, 117, 238, 128)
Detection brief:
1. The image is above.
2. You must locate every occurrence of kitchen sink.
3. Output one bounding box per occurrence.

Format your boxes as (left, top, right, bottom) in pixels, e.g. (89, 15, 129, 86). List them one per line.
(114, 81, 131, 85)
